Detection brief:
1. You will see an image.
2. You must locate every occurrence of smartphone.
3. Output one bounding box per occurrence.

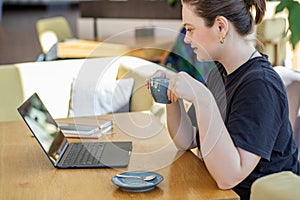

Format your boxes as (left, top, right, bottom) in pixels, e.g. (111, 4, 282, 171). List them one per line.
(59, 120, 113, 136)
(59, 124, 100, 135)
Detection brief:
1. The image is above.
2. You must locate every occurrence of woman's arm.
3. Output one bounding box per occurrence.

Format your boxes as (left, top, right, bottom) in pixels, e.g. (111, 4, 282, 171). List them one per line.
(168, 72, 261, 189)
(147, 70, 198, 150)
(166, 99, 197, 150)
(194, 92, 260, 189)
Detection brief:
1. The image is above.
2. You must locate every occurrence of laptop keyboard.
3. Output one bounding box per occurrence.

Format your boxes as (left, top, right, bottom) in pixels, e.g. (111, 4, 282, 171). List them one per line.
(62, 142, 105, 166)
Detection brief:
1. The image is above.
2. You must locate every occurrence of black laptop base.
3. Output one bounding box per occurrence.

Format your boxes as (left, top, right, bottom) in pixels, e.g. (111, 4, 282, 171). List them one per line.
(57, 141, 132, 169)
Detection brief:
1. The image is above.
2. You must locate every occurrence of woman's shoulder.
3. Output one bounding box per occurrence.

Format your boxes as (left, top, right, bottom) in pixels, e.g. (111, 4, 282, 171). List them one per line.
(240, 57, 287, 98)
(244, 56, 282, 83)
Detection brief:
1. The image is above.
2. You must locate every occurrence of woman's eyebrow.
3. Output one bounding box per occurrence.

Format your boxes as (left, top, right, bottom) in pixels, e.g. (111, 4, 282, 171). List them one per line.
(183, 23, 193, 27)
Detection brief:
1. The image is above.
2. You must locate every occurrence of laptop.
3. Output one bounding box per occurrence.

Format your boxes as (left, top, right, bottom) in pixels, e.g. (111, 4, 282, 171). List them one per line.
(17, 93, 132, 169)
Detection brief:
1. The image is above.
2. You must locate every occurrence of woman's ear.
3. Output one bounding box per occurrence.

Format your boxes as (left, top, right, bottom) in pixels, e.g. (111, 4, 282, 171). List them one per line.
(215, 16, 228, 41)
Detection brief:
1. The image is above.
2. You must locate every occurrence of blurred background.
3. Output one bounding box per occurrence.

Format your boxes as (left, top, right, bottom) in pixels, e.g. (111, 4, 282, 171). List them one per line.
(0, 0, 79, 64)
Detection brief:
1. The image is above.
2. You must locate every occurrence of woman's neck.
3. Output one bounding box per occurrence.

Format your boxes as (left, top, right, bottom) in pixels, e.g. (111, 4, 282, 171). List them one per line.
(218, 37, 258, 75)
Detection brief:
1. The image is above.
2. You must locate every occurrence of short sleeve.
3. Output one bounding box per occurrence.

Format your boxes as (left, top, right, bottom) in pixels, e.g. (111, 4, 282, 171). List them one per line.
(227, 78, 284, 160)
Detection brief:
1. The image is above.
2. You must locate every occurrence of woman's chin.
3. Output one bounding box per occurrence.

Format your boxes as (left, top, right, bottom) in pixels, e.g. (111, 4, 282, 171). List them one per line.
(196, 55, 205, 62)
(196, 54, 213, 62)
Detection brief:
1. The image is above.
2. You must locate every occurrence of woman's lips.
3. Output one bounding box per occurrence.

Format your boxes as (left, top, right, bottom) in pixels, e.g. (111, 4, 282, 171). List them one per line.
(192, 47, 198, 53)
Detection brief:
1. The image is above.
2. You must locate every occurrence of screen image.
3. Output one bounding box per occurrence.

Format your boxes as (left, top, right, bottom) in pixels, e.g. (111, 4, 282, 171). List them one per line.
(18, 93, 68, 165)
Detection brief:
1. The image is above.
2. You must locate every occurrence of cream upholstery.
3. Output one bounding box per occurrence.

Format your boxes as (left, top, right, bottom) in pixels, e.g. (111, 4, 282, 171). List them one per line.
(0, 66, 24, 121)
(117, 59, 176, 123)
(0, 59, 82, 121)
(0, 56, 174, 122)
(274, 66, 300, 160)
(36, 16, 73, 53)
(250, 171, 300, 200)
(117, 61, 164, 112)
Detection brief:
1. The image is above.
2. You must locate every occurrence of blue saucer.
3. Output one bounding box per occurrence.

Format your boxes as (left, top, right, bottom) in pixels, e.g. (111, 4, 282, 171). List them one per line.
(111, 171, 163, 192)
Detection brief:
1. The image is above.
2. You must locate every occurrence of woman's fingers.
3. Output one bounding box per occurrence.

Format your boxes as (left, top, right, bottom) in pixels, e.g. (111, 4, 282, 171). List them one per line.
(167, 79, 179, 103)
(145, 70, 167, 91)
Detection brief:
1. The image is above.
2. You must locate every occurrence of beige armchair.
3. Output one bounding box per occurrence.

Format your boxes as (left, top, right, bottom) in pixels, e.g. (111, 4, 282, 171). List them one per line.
(0, 56, 174, 122)
(250, 171, 300, 200)
(36, 16, 73, 54)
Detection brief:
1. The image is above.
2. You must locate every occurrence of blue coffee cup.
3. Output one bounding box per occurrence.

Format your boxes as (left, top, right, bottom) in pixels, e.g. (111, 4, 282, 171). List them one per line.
(150, 77, 171, 104)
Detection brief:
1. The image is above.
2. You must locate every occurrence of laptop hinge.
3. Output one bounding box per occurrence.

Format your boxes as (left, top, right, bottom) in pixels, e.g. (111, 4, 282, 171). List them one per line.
(55, 141, 70, 167)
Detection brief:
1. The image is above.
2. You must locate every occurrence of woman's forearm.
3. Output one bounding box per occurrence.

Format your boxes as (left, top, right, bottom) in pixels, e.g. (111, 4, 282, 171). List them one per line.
(193, 92, 260, 189)
(166, 100, 196, 150)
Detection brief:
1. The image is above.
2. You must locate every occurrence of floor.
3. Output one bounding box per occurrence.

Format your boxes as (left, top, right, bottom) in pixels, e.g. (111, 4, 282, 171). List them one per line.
(0, 3, 79, 65)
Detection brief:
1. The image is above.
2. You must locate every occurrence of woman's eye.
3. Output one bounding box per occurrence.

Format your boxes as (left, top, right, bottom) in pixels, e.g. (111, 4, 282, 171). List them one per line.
(186, 28, 193, 33)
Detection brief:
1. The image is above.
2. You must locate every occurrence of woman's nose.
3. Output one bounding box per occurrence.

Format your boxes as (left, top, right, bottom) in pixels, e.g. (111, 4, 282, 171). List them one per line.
(183, 34, 191, 44)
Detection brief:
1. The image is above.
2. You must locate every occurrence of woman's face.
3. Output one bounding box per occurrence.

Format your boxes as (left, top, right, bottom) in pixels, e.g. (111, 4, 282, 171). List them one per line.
(182, 3, 219, 61)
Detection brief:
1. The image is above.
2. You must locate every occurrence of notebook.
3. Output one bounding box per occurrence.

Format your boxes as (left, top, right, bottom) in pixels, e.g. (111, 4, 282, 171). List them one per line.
(17, 93, 132, 169)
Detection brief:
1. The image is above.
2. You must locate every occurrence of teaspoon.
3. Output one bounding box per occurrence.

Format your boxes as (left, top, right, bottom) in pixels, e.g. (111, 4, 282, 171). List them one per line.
(116, 174, 156, 181)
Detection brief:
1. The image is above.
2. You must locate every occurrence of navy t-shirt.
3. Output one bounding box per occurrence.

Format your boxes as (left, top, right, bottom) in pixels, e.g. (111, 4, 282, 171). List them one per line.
(204, 56, 300, 200)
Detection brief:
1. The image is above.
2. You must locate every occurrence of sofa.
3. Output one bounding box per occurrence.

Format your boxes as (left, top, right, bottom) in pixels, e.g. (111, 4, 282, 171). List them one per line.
(250, 171, 300, 200)
(0, 56, 174, 122)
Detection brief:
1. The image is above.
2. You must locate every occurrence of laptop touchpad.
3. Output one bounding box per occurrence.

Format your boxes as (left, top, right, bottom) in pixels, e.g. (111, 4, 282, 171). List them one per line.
(100, 142, 132, 168)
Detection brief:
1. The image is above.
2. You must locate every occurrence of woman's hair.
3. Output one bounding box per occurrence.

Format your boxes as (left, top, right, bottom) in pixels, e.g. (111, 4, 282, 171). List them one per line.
(181, 0, 266, 36)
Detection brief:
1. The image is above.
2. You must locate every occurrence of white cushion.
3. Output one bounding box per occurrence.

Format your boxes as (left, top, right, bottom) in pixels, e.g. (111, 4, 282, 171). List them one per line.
(95, 78, 134, 114)
(70, 78, 134, 117)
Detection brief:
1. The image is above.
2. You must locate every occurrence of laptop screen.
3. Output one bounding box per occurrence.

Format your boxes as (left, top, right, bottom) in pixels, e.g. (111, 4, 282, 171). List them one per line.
(17, 93, 68, 166)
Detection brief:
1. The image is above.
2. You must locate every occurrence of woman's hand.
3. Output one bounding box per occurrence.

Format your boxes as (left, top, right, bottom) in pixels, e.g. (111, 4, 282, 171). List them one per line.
(146, 70, 204, 104)
(146, 70, 173, 91)
(168, 72, 203, 103)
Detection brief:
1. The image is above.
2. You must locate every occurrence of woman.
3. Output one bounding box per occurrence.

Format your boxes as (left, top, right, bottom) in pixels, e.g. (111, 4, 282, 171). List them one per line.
(148, 0, 300, 199)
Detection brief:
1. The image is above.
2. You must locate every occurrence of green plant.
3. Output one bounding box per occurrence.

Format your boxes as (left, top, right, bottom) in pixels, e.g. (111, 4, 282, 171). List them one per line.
(167, 0, 178, 7)
(276, 0, 300, 49)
